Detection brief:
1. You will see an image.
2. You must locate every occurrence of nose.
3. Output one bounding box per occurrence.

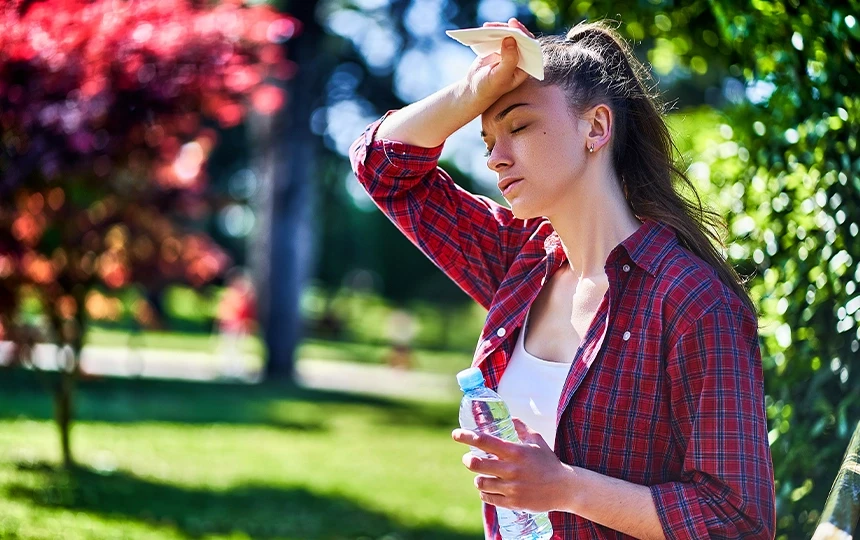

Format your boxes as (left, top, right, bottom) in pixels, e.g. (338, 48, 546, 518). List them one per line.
(486, 145, 511, 172)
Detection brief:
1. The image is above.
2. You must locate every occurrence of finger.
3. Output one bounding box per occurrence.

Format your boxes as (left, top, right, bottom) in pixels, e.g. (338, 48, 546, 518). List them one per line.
(508, 18, 535, 39)
(511, 417, 530, 440)
(511, 68, 530, 86)
(479, 491, 507, 508)
(510, 21, 535, 39)
(477, 51, 502, 68)
(483, 20, 535, 40)
(462, 452, 513, 478)
(453, 428, 520, 459)
(492, 37, 520, 76)
(501, 36, 518, 54)
(474, 474, 506, 495)
(511, 417, 552, 450)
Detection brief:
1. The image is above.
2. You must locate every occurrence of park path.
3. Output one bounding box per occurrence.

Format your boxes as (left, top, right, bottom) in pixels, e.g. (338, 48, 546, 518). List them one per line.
(0, 342, 460, 402)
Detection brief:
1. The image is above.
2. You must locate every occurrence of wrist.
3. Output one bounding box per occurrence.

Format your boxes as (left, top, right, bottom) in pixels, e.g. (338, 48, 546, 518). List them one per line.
(557, 464, 583, 514)
(450, 79, 492, 117)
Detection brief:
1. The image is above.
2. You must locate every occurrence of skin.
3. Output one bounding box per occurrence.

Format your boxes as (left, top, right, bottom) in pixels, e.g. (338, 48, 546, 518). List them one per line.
(458, 21, 665, 540)
(376, 18, 666, 539)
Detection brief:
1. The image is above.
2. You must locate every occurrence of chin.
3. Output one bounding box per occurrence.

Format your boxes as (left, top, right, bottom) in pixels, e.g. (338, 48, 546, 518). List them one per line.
(509, 201, 540, 221)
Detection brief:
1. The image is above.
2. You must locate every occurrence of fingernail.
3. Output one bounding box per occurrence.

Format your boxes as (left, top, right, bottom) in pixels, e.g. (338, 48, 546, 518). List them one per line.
(504, 37, 515, 49)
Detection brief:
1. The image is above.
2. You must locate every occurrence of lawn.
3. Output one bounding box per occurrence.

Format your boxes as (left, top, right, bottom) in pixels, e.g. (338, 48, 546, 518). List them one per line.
(0, 371, 483, 539)
(84, 327, 474, 377)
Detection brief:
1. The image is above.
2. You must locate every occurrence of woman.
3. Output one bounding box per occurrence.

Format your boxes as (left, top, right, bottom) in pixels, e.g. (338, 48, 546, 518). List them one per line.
(350, 18, 775, 540)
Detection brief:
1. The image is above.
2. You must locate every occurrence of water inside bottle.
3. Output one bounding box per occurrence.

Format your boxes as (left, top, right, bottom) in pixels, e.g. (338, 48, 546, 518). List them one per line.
(459, 395, 553, 539)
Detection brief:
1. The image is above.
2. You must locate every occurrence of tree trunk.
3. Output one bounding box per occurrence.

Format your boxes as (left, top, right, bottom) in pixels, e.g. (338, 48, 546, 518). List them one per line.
(53, 343, 78, 469)
(51, 295, 84, 469)
(249, 0, 324, 382)
(54, 371, 74, 468)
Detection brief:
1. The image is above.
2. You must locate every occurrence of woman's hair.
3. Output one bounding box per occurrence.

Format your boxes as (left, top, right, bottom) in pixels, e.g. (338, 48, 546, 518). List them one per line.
(539, 21, 756, 315)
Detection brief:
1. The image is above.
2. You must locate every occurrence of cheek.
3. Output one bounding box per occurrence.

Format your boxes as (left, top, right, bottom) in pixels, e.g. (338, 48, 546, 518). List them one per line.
(521, 131, 582, 179)
(538, 128, 578, 158)
(517, 131, 555, 165)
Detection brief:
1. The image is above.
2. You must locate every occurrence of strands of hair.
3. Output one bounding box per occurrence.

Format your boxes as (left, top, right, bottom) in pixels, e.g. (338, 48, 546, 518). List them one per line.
(539, 21, 756, 316)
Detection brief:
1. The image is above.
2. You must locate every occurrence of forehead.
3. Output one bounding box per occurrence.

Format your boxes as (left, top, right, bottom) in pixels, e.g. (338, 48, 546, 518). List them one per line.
(480, 81, 568, 126)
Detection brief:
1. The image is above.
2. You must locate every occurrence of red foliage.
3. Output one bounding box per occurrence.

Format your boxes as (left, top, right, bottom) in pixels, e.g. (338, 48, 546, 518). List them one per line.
(0, 0, 297, 338)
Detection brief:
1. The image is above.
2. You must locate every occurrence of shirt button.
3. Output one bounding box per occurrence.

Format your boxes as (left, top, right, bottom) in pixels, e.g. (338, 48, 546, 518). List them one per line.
(622, 264, 631, 272)
(623, 331, 631, 341)
(496, 328, 506, 338)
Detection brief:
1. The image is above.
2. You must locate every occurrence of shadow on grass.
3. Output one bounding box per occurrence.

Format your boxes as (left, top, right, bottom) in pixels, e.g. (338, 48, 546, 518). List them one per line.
(0, 369, 458, 432)
(7, 461, 479, 539)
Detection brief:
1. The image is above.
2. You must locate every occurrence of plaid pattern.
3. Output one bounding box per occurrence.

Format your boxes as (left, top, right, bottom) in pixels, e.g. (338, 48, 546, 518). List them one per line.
(350, 115, 776, 539)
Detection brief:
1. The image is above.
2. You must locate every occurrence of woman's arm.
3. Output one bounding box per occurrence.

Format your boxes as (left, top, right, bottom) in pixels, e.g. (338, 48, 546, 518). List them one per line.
(376, 31, 530, 147)
(351, 114, 540, 309)
(454, 424, 666, 540)
(559, 466, 665, 540)
(454, 297, 775, 539)
(648, 300, 775, 538)
(350, 31, 542, 309)
(374, 80, 484, 149)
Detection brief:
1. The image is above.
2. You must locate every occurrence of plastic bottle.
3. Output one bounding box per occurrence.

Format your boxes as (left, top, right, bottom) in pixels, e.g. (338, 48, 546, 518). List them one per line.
(457, 367, 553, 540)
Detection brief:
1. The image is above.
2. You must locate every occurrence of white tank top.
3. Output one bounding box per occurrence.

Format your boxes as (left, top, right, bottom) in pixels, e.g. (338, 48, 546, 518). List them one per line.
(496, 309, 572, 451)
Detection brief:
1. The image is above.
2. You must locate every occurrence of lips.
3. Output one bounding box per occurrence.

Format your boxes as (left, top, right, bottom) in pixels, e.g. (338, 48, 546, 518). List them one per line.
(498, 177, 523, 195)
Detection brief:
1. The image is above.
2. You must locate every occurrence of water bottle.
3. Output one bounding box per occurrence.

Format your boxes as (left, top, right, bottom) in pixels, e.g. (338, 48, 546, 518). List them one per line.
(457, 367, 553, 540)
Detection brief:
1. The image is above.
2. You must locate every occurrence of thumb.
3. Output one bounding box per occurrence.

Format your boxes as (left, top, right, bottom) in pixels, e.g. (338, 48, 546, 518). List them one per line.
(511, 417, 550, 449)
(496, 36, 520, 74)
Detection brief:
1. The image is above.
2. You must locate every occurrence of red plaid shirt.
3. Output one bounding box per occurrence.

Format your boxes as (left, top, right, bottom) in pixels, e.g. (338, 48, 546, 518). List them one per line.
(350, 114, 776, 540)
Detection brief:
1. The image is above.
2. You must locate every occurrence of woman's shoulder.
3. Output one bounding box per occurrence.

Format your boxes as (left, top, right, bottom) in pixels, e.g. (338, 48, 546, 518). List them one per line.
(653, 241, 755, 332)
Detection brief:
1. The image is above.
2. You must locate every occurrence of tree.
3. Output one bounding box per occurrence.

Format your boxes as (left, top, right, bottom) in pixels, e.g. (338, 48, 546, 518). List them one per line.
(689, 2, 859, 535)
(318, 0, 859, 535)
(523, 1, 859, 535)
(530, 1, 860, 536)
(0, 0, 297, 468)
(248, 0, 323, 382)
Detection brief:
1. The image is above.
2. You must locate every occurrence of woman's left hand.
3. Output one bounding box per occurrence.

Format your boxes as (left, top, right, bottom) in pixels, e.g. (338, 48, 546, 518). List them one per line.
(452, 417, 573, 513)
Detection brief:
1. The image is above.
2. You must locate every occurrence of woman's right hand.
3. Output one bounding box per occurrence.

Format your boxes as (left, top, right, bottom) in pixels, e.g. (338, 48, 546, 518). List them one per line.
(374, 19, 535, 147)
(459, 18, 535, 108)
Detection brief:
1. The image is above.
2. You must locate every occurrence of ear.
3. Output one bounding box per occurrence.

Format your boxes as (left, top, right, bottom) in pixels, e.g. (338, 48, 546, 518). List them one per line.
(584, 103, 612, 154)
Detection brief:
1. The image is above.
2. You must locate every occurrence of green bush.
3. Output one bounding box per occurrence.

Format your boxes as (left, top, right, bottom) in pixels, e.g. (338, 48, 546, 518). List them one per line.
(694, 5, 860, 534)
(525, 1, 859, 536)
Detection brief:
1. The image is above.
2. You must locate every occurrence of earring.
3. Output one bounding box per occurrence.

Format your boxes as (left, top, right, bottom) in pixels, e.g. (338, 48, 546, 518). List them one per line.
(589, 143, 595, 153)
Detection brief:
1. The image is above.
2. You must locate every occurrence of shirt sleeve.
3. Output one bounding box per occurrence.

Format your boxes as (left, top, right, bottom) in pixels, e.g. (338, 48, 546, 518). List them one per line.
(349, 112, 540, 310)
(650, 300, 776, 539)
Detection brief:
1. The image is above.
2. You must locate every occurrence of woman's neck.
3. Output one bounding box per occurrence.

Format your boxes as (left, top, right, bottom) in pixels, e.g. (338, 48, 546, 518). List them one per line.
(547, 171, 642, 280)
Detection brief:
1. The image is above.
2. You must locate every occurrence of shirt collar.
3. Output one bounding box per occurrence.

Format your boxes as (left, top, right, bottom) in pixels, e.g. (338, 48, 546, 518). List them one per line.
(618, 219, 678, 277)
(543, 219, 678, 278)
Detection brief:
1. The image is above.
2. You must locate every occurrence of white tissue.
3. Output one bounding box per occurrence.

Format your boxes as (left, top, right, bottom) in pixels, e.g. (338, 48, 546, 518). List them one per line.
(445, 27, 544, 81)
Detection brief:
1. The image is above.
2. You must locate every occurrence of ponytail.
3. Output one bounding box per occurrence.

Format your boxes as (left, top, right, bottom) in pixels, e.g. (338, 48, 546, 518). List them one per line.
(539, 22, 755, 316)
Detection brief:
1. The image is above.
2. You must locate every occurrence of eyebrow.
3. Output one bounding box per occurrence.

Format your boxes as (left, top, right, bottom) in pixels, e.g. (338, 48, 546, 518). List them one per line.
(480, 103, 530, 138)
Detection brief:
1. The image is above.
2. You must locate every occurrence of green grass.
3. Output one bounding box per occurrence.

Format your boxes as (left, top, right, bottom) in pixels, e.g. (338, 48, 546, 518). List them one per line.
(0, 371, 482, 540)
(296, 339, 472, 376)
(85, 327, 264, 355)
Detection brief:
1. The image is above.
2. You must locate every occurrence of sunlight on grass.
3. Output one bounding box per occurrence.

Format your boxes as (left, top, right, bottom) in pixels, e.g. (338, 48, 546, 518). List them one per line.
(83, 328, 473, 378)
(0, 374, 482, 540)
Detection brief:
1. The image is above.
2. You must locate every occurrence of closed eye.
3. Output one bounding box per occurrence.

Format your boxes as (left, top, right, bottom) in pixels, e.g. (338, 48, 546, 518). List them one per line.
(483, 126, 528, 157)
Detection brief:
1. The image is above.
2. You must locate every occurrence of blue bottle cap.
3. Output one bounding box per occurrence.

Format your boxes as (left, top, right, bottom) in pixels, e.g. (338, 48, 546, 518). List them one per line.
(456, 367, 486, 391)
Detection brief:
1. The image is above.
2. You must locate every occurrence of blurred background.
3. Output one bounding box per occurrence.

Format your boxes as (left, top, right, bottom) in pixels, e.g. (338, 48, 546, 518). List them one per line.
(0, 0, 857, 539)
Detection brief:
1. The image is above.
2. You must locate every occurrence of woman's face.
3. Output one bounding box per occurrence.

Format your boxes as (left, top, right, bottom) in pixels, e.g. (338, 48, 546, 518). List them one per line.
(480, 80, 590, 220)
